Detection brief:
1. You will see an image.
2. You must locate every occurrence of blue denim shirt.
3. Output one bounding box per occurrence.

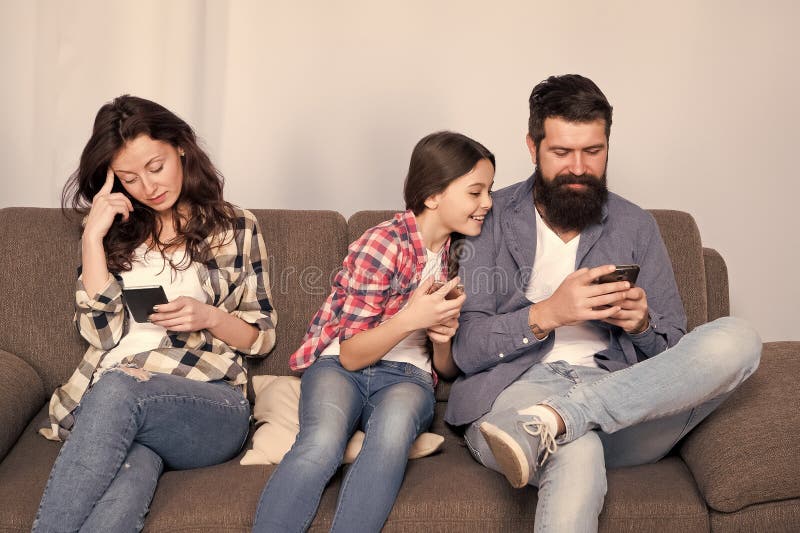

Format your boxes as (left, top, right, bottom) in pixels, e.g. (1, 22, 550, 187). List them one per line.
(445, 175, 687, 426)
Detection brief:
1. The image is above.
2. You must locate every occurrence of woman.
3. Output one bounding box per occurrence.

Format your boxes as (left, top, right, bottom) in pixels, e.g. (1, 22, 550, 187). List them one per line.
(34, 95, 277, 533)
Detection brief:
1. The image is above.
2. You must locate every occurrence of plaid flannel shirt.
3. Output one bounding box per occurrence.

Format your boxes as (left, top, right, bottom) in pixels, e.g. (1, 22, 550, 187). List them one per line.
(289, 210, 449, 372)
(40, 207, 277, 441)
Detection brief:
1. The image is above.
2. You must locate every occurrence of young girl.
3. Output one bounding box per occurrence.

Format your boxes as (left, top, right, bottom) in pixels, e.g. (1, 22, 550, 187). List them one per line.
(34, 96, 277, 532)
(253, 131, 494, 532)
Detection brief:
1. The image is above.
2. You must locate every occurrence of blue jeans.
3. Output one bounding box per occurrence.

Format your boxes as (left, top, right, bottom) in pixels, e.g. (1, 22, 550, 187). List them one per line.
(33, 370, 251, 533)
(464, 316, 762, 532)
(253, 356, 436, 533)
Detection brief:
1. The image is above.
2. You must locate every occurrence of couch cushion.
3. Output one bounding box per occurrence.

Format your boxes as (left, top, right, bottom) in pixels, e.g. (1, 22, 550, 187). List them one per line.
(0, 406, 61, 531)
(648, 210, 707, 331)
(0, 208, 86, 395)
(1, 405, 710, 532)
(680, 341, 800, 513)
(145, 457, 344, 533)
(703, 247, 730, 321)
(0, 350, 45, 462)
(245, 209, 348, 380)
(599, 459, 708, 532)
(709, 498, 800, 533)
(376, 405, 709, 532)
(0, 405, 345, 533)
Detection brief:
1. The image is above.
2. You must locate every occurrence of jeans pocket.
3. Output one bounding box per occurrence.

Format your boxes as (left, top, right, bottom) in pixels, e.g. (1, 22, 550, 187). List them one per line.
(546, 361, 579, 383)
(407, 366, 434, 390)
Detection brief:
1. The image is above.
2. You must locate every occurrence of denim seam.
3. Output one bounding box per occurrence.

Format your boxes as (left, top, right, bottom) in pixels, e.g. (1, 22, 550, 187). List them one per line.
(464, 426, 484, 464)
(545, 362, 577, 382)
(34, 393, 142, 532)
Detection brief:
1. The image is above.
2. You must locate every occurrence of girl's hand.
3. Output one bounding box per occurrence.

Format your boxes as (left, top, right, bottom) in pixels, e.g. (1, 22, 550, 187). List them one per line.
(83, 168, 134, 243)
(402, 276, 466, 331)
(148, 296, 220, 332)
(427, 316, 460, 344)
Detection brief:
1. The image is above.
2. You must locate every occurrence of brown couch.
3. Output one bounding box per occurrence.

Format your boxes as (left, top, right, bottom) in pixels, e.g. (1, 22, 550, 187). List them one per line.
(0, 207, 797, 532)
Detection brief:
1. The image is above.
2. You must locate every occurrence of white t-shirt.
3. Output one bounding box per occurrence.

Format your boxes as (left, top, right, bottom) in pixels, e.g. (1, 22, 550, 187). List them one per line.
(525, 208, 609, 367)
(321, 247, 444, 374)
(97, 245, 205, 377)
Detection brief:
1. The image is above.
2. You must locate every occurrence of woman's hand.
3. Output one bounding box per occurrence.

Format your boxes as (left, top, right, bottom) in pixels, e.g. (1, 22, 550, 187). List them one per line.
(83, 168, 134, 243)
(148, 296, 220, 332)
(401, 276, 466, 331)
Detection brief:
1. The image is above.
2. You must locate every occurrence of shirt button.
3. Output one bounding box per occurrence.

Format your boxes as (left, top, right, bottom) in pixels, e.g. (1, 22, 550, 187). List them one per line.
(498, 353, 505, 358)
(523, 337, 529, 344)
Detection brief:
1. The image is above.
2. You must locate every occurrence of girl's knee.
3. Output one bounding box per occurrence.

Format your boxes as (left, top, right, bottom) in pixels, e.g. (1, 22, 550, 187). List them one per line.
(368, 408, 423, 445)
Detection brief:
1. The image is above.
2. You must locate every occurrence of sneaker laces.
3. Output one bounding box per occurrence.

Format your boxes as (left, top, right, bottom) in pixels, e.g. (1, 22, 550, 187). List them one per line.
(521, 419, 558, 466)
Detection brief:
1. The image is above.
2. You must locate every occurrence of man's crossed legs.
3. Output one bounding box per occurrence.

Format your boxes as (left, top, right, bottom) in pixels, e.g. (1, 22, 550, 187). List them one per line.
(464, 316, 762, 532)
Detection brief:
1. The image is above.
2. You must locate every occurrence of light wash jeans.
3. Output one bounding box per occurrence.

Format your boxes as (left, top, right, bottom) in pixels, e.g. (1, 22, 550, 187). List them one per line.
(253, 355, 436, 533)
(33, 370, 251, 533)
(464, 316, 762, 532)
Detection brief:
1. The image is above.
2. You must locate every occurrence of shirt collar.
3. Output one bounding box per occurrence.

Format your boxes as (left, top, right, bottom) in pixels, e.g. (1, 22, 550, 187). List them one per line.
(401, 209, 451, 279)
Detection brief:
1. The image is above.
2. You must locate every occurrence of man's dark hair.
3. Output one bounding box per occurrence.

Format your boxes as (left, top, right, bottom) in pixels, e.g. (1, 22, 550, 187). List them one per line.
(528, 74, 613, 147)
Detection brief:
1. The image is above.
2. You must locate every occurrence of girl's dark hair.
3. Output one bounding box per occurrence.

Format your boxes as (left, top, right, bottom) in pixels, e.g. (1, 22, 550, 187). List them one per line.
(62, 95, 236, 272)
(403, 131, 495, 279)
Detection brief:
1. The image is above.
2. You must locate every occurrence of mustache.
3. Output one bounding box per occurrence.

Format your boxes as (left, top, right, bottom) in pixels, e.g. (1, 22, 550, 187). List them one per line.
(550, 173, 605, 188)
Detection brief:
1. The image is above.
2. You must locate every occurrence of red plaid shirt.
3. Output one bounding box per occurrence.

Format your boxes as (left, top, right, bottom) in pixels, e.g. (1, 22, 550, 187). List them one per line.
(289, 210, 450, 371)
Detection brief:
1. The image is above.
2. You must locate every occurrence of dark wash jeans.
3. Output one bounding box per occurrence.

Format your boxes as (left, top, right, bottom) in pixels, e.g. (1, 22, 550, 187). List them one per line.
(33, 370, 250, 533)
(253, 355, 435, 533)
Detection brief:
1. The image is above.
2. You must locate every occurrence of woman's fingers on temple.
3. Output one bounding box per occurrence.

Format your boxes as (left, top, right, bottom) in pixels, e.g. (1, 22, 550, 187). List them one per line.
(99, 167, 115, 195)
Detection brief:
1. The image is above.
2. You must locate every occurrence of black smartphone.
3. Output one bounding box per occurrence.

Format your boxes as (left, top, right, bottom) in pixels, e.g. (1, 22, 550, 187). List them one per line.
(596, 264, 640, 286)
(123, 285, 169, 323)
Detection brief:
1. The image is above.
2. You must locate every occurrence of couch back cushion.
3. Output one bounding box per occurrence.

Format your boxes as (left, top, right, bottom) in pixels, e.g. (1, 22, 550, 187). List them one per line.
(246, 210, 348, 378)
(648, 210, 707, 331)
(0, 208, 86, 394)
(348, 209, 708, 331)
(0, 208, 348, 394)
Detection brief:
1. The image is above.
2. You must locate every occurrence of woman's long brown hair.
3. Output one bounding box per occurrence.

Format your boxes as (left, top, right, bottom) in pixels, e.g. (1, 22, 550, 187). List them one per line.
(62, 95, 236, 272)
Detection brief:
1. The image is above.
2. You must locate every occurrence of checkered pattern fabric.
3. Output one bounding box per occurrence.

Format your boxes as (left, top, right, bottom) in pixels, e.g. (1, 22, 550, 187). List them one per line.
(289, 210, 449, 371)
(40, 208, 277, 441)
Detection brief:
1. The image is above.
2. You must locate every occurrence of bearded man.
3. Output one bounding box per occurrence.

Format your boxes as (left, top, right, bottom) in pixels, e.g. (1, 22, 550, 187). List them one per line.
(445, 74, 762, 532)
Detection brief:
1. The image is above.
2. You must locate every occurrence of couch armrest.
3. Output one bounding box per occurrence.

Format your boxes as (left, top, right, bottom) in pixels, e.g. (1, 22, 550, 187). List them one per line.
(679, 341, 800, 513)
(0, 349, 46, 461)
(703, 247, 729, 321)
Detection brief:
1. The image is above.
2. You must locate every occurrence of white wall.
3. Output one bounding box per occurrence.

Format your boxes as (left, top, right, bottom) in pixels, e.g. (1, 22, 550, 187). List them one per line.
(1, 0, 797, 341)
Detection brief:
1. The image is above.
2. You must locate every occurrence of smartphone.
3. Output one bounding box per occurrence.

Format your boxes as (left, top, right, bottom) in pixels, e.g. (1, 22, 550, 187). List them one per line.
(427, 281, 465, 300)
(596, 264, 640, 286)
(123, 285, 169, 323)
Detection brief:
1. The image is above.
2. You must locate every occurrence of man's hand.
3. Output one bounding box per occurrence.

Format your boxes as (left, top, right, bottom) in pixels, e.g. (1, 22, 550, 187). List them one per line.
(601, 286, 650, 334)
(529, 265, 629, 334)
(427, 316, 460, 345)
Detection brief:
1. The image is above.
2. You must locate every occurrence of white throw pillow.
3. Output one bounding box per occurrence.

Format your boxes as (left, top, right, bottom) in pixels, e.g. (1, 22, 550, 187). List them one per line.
(240, 375, 444, 465)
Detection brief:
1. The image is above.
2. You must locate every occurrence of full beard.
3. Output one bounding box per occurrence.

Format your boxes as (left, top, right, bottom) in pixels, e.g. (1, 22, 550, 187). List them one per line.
(532, 168, 608, 232)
